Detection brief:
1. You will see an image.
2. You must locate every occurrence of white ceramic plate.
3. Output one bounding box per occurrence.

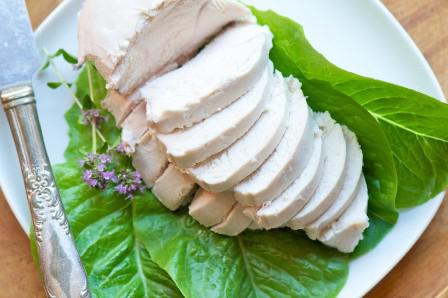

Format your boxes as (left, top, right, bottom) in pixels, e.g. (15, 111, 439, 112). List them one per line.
(0, 0, 445, 297)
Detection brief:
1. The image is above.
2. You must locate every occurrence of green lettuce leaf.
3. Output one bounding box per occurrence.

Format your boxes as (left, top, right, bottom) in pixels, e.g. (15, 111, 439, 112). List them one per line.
(76, 62, 108, 108)
(50, 163, 183, 298)
(251, 8, 448, 209)
(133, 193, 348, 298)
(32, 151, 350, 297)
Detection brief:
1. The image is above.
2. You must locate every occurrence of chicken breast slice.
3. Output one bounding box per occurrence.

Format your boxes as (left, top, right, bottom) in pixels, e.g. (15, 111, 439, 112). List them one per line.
(255, 128, 324, 229)
(79, 0, 252, 94)
(189, 190, 236, 227)
(306, 127, 364, 240)
(318, 175, 369, 253)
(234, 76, 314, 206)
(102, 91, 138, 126)
(242, 206, 259, 222)
(132, 132, 168, 188)
(121, 102, 149, 154)
(211, 203, 252, 236)
(288, 112, 347, 229)
(248, 221, 263, 230)
(188, 72, 288, 192)
(157, 63, 273, 168)
(138, 23, 272, 132)
(152, 164, 197, 211)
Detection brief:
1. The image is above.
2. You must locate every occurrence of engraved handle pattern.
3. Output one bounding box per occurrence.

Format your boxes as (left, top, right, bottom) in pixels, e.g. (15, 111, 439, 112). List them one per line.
(1, 85, 90, 298)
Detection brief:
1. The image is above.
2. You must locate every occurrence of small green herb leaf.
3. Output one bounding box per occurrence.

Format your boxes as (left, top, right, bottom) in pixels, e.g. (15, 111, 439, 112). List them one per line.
(76, 62, 107, 108)
(47, 81, 72, 89)
(50, 48, 78, 64)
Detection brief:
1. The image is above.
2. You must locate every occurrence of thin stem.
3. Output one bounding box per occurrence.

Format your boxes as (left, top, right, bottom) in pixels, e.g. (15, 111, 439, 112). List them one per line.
(43, 48, 83, 110)
(86, 63, 96, 105)
(92, 123, 97, 154)
(96, 129, 106, 143)
(86, 61, 107, 144)
(43, 48, 107, 151)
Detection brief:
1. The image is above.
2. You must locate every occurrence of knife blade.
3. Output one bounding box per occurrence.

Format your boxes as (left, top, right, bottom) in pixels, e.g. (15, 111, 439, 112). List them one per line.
(0, 0, 41, 89)
(0, 1, 90, 297)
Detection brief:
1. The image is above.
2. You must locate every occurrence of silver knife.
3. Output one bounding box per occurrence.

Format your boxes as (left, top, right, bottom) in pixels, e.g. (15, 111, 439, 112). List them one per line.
(0, 1, 90, 297)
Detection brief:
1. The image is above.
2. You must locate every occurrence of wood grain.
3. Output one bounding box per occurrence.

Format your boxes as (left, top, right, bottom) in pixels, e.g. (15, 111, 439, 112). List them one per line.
(0, 0, 446, 297)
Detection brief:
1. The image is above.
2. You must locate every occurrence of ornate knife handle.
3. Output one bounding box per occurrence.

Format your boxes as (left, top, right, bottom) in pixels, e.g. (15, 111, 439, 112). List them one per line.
(1, 85, 90, 298)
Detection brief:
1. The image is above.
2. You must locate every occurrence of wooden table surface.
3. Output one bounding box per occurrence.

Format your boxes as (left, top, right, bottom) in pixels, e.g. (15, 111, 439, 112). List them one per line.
(0, 0, 447, 297)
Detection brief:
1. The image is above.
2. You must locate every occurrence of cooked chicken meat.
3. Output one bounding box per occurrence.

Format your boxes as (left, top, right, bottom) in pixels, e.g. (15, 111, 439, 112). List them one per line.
(138, 23, 272, 132)
(157, 63, 273, 168)
(102, 91, 137, 126)
(306, 127, 364, 240)
(79, 2, 370, 253)
(121, 101, 149, 154)
(188, 72, 288, 192)
(152, 164, 196, 211)
(189, 190, 236, 227)
(79, 0, 252, 94)
(319, 176, 369, 253)
(255, 129, 324, 229)
(288, 112, 347, 229)
(132, 132, 168, 188)
(211, 203, 252, 236)
(234, 76, 315, 206)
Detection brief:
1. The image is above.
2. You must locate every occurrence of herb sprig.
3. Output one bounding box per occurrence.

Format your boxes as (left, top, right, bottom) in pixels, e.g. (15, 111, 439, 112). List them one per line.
(40, 48, 145, 199)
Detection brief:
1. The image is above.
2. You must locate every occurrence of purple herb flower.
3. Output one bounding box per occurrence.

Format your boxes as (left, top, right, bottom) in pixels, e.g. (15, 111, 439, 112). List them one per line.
(79, 153, 114, 190)
(102, 171, 117, 182)
(97, 163, 106, 172)
(133, 171, 142, 183)
(99, 154, 112, 164)
(83, 169, 92, 180)
(112, 169, 146, 199)
(83, 170, 98, 187)
(79, 148, 146, 198)
(82, 109, 107, 127)
(115, 184, 128, 195)
(115, 142, 127, 155)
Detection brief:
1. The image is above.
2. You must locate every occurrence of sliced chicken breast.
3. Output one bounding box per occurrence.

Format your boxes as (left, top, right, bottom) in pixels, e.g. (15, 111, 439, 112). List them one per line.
(306, 127, 364, 240)
(79, 0, 252, 94)
(255, 128, 324, 229)
(318, 175, 369, 253)
(102, 91, 138, 126)
(211, 203, 251, 236)
(152, 164, 197, 211)
(121, 102, 149, 154)
(188, 72, 288, 192)
(248, 221, 263, 230)
(138, 23, 272, 132)
(288, 112, 347, 230)
(132, 132, 168, 187)
(234, 76, 314, 206)
(242, 206, 259, 222)
(189, 190, 236, 227)
(157, 63, 273, 168)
